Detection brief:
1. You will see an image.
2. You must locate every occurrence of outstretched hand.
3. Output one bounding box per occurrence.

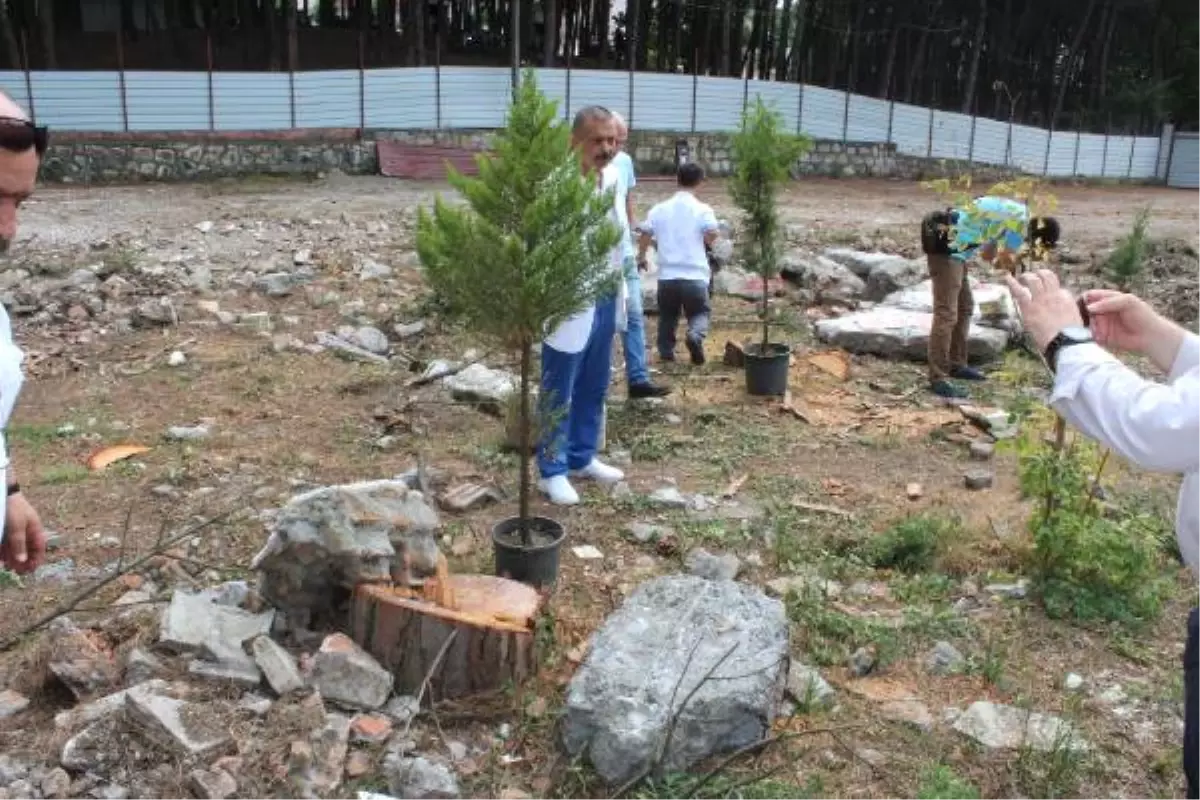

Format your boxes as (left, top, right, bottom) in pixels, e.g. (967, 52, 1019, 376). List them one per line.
(1, 493, 46, 575)
(1004, 269, 1084, 352)
(1080, 289, 1160, 354)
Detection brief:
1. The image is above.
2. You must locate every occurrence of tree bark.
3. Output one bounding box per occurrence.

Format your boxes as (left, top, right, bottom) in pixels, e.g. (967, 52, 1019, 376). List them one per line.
(37, 0, 55, 68)
(0, 0, 18, 70)
(596, 0, 610, 65)
(542, 0, 556, 65)
(960, 0, 987, 112)
(788, 0, 807, 81)
(626, 0, 638, 69)
(720, 0, 731, 76)
(352, 576, 541, 701)
(1050, 0, 1097, 128)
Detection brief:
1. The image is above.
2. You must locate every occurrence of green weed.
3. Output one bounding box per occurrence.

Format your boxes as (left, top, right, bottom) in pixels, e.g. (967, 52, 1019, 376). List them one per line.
(917, 764, 980, 799)
(1104, 206, 1151, 289)
(860, 514, 959, 574)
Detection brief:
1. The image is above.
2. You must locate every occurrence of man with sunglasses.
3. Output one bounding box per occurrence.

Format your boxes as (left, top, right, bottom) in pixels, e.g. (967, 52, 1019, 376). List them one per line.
(0, 92, 48, 576)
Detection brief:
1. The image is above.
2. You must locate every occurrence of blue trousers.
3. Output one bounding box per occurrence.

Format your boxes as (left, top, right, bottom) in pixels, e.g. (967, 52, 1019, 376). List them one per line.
(538, 297, 617, 479)
(621, 257, 651, 386)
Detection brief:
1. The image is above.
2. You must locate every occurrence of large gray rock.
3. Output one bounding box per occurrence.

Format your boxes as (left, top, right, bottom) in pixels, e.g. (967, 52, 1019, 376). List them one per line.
(442, 364, 517, 413)
(863, 259, 926, 301)
(384, 754, 460, 799)
(822, 248, 912, 280)
(952, 701, 1090, 752)
(252, 636, 305, 695)
(779, 254, 864, 302)
(310, 633, 393, 711)
(124, 684, 232, 758)
(561, 575, 789, 786)
(159, 590, 273, 673)
(814, 307, 1008, 363)
(880, 279, 1021, 333)
(251, 480, 441, 626)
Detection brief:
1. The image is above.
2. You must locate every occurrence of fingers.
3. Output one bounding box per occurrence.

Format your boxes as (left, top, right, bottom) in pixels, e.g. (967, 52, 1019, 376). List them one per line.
(1081, 288, 1120, 305)
(1085, 292, 1135, 316)
(25, 512, 45, 571)
(5, 519, 26, 570)
(1034, 269, 1061, 291)
(1004, 273, 1032, 305)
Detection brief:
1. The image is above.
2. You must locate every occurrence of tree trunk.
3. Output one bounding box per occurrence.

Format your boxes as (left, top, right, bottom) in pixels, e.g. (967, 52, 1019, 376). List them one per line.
(542, 0, 555, 64)
(1096, 3, 1117, 108)
(596, 0, 610, 65)
(626, 0, 638, 69)
(788, 0, 807, 81)
(0, 0, 18, 70)
(720, 0, 731, 76)
(960, 0, 987, 112)
(283, 0, 297, 71)
(905, 24, 929, 104)
(878, 20, 900, 97)
(352, 576, 541, 701)
(1050, 0, 1097, 128)
(773, 0, 792, 80)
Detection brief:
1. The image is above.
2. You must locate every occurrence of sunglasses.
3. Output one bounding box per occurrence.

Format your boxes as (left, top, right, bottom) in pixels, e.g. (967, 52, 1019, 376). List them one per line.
(0, 117, 47, 156)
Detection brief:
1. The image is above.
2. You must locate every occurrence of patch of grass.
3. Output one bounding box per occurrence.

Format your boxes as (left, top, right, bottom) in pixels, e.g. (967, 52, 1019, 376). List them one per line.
(7, 422, 76, 454)
(859, 514, 958, 574)
(917, 764, 980, 799)
(38, 463, 90, 485)
(1012, 710, 1091, 798)
(786, 582, 965, 668)
(631, 772, 820, 800)
(676, 518, 750, 548)
(969, 634, 1008, 687)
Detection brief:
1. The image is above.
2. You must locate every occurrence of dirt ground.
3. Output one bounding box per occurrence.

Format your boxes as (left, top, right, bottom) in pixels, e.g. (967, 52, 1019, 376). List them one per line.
(0, 175, 1195, 799)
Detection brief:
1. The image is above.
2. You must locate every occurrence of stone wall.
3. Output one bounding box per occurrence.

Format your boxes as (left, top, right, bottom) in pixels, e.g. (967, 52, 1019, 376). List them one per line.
(40, 127, 1039, 185)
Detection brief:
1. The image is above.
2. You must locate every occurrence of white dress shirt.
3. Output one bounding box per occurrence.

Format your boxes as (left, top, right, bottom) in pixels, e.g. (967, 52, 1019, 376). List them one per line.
(543, 162, 627, 354)
(0, 302, 25, 544)
(1050, 333, 1200, 573)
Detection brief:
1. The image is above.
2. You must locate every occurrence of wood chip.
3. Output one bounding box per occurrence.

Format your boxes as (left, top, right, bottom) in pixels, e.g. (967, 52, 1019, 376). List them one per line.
(86, 444, 151, 471)
(807, 351, 850, 381)
(721, 474, 749, 498)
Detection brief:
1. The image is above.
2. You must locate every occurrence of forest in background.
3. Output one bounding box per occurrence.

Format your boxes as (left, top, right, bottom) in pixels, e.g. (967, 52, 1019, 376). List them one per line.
(1, 0, 1196, 133)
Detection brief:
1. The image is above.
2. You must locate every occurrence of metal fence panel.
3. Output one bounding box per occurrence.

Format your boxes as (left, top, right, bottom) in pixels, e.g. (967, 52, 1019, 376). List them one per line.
(0, 65, 1168, 181)
(1168, 133, 1200, 188)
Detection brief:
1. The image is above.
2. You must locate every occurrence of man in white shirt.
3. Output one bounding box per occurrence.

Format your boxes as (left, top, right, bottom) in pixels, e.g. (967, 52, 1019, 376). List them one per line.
(536, 106, 628, 507)
(610, 114, 669, 399)
(0, 93, 46, 576)
(1006, 269, 1198, 799)
(637, 162, 719, 365)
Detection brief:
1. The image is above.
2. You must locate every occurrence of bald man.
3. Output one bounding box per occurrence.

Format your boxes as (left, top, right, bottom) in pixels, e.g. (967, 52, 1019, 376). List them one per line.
(0, 93, 47, 575)
(611, 113, 669, 399)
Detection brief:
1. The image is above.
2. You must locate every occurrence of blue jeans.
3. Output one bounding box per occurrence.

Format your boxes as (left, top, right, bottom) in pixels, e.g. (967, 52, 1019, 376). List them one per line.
(621, 257, 651, 386)
(537, 297, 617, 479)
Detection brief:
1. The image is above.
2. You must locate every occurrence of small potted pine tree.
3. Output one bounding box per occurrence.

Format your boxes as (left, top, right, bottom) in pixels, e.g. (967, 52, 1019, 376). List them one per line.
(730, 97, 810, 396)
(415, 71, 620, 588)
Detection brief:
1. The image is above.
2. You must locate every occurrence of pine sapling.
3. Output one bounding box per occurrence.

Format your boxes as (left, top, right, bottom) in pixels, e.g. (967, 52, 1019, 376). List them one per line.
(415, 70, 621, 544)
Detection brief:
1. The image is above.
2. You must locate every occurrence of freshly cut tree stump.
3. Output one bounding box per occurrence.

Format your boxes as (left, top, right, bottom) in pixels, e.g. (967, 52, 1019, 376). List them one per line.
(351, 574, 542, 700)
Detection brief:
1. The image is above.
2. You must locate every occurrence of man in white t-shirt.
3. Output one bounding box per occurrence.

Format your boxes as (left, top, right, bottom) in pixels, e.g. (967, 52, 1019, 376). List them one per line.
(610, 114, 669, 399)
(637, 162, 719, 365)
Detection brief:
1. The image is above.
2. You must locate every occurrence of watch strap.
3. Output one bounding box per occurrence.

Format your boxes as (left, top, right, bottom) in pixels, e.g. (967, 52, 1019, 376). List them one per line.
(1044, 331, 1092, 373)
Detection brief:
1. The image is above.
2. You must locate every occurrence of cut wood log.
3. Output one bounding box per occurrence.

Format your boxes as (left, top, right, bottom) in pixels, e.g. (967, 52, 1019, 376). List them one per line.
(351, 574, 542, 701)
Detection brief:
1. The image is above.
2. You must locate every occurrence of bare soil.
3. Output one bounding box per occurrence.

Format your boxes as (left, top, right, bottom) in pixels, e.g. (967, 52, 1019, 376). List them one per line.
(0, 175, 1195, 799)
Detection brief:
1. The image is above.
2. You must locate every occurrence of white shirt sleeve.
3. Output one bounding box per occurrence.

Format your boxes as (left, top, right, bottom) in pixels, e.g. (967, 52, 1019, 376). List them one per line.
(1170, 332, 1200, 381)
(698, 204, 719, 232)
(1050, 341, 1200, 474)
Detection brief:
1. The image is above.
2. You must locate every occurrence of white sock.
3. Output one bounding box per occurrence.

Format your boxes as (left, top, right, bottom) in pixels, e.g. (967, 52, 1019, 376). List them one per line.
(538, 475, 580, 506)
(569, 459, 625, 485)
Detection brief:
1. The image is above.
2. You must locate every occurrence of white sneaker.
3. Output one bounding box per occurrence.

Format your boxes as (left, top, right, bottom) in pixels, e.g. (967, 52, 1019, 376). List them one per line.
(569, 459, 625, 485)
(538, 475, 580, 506)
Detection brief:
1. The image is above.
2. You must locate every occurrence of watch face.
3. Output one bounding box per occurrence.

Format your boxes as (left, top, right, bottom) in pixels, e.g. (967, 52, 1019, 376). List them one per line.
(1060, 325, 1092, 342)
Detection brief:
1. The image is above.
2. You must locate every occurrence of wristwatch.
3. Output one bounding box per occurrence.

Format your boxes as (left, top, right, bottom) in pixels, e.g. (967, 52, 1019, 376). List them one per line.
(1044, 326, 1094, 373)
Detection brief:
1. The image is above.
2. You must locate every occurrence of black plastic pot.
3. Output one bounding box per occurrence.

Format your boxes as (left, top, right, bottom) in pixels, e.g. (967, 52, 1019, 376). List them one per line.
(744, 342, 791, 396)
(491, 515, 566, 589)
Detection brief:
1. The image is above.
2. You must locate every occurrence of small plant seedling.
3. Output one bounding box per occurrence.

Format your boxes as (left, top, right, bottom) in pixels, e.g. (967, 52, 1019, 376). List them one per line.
(1104, 205, 1152, 289)
(730, 97, 811, 353)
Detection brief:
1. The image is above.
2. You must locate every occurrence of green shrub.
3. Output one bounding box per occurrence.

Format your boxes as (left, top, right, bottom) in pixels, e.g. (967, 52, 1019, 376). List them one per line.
(1019, 418, 1171, 626)
(917, 764, 980, 800)
(1104, 206, 1151, 289)
(861, 514, 957, 574)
